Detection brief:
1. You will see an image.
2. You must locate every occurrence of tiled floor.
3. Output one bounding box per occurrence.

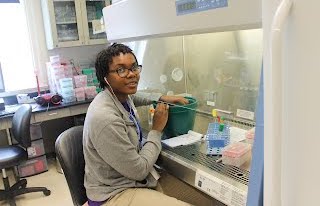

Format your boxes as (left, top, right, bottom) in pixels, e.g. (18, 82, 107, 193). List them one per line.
(0, 158, 73, 206)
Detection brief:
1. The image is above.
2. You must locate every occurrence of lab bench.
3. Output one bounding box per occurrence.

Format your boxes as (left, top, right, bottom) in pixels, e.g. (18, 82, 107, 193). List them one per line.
(0, 100, 91, 145)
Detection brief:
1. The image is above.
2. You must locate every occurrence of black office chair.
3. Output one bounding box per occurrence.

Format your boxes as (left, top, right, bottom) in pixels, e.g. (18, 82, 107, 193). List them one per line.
(0, 104, 51, 206)
(55, 126, 87, 206)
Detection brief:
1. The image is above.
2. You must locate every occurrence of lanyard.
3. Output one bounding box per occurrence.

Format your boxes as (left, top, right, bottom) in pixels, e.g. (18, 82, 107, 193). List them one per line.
(129, 113, 142, 148)
(123, 101, 143, 148)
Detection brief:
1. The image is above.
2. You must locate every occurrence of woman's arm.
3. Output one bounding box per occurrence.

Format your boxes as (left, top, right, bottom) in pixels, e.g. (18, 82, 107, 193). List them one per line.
(132, 92, 189, 107)
(91, 115, 162, 181)
(131, 92, 162, 107)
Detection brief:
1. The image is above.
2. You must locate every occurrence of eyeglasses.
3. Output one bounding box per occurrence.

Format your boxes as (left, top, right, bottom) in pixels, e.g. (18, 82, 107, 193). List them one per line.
(108, 65, 142, 78)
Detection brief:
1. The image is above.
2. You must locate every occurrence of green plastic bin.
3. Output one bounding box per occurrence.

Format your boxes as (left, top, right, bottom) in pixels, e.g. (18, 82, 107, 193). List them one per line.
(153, 96, 198, 138)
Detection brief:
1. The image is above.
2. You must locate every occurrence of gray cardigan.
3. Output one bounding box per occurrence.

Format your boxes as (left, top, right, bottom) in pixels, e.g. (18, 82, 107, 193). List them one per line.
(83, 89, 162, 201)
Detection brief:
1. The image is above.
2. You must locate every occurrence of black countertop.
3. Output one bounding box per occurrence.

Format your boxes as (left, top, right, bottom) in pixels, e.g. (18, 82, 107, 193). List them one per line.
(0, 99, 92, 119)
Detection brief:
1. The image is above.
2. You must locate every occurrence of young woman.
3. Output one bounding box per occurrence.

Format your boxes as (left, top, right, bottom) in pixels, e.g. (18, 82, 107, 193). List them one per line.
(83, 43, 190, 206)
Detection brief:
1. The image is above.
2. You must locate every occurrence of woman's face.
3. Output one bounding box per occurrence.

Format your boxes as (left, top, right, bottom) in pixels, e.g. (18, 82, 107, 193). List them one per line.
(106, 52, 140, 102)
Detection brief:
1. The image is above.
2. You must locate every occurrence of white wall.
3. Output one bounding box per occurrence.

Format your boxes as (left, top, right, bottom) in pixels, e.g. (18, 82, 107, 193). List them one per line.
(47, 44, 106, 68)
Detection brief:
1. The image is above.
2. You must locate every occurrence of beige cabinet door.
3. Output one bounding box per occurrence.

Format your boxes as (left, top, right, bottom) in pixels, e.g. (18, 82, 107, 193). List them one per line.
(81, 0, 110, 45)
(42, 0, 85, 49)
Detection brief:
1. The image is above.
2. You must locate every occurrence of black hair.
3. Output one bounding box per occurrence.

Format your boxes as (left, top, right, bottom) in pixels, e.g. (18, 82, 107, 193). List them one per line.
(95, 43, 138, 89)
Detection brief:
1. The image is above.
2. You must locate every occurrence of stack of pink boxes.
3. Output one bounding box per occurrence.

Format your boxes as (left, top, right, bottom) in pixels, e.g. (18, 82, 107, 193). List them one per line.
(81, 68, 98, 99)
(84, 86, 97, 99)
(14, 125, 48, 177)
(73, 74, 97, 101)
(74, 75, 87, 101)
(47, 55, 76, 102)
(47, 56, 98, 102)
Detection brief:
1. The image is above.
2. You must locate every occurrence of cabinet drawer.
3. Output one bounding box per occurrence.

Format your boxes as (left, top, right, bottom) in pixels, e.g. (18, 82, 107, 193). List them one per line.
(34, 108, 70, 122)
(69, 104, 89, 116)
(0, 118, 9, 130)
(18, 155, 48, 178)
(30, 114, 36, 124)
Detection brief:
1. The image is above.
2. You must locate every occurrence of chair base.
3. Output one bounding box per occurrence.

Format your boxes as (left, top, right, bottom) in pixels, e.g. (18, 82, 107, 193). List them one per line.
(0, 176, 51, 206)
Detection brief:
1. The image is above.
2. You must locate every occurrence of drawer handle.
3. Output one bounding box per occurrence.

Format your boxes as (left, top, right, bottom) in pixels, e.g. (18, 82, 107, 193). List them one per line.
(48, 112, 58, 116)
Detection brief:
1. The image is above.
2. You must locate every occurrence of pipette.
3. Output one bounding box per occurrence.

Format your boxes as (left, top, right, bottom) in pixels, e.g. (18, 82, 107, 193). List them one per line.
(155, 101, 198, 112)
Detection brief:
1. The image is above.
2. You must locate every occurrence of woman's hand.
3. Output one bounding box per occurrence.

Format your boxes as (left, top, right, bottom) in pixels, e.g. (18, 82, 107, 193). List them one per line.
(159, 95, 189, 105)
(152, 103, 169, 132)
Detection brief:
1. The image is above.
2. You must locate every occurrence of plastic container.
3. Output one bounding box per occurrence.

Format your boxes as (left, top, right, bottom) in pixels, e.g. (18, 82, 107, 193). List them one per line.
(59, 78, 74, 89)
(17, 155, 48, 177)
(85, 86, 97, 99)
(75, 87, 85, 101)
(96, 87, 102, 93)
(87, 78, 94, 86)
(93, 78, 99, 87)
(64, 65, 73, 77)
(206, 122, 230, 155)
(148, 105, 155, 128)
(153, 96, 198, 138)
(63, 95, 76, 103)
(82, 68, 96, 86)
(61, 88, 75, 97)
(245, 127, 255, 144)
(74, 75, 87, 88)
(51, 65, 64, 75)
(82, 68, 95, 78)
(49, 55, 61, 65)
(30, 124, 43, 141)
(222, 142, 251, 167)
(27, 139, 45, 158)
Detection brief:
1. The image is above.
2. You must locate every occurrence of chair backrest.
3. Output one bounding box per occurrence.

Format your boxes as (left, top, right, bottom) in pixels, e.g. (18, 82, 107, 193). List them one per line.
(12, 104, 32, 148)
(55, 126, 87, 206)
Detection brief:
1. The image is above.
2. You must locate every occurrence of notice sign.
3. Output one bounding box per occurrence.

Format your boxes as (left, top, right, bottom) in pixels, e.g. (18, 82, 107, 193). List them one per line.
(195, 170, 247, 206)
(236, 109, 255, 120)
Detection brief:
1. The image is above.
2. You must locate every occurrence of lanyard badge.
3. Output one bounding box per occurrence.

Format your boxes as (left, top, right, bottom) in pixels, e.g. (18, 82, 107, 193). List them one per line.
(128, 108, 143, 149)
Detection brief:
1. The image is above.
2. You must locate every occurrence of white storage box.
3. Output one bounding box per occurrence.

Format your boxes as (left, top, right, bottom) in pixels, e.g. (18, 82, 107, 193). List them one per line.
(222, 142, 251, 167)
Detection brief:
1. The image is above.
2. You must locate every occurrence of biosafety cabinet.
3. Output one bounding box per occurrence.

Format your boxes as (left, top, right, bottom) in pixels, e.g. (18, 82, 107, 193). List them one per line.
(103, 1, 263, 206)
(103, 0, 261, 42)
